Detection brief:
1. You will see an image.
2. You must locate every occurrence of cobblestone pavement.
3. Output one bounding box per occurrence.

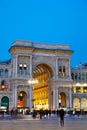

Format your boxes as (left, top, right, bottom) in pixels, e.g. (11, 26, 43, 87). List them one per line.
(0, 115, 87, 130)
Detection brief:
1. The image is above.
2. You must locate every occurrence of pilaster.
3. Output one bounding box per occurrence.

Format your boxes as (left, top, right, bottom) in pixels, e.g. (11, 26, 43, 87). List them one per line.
(29, 87, 32, 109)
(53, 88, 59, 110)
(29, 55, 33, 109)
(30, 55, 32, 78)
(13, 85, 17, 108)
(69, 87, 72, 108)
(12, 54, 18, 78)
(56, 58, 58, 78)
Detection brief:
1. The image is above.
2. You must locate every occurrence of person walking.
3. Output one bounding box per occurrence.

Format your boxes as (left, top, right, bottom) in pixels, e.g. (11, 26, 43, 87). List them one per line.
(59, 108, 65, 126)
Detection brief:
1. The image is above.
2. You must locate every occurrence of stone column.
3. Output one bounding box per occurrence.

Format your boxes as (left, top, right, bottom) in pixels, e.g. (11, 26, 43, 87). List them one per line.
(13, 85, 17, 108)
(29, 55, 33, 109)
(27, 88, 30, 107)
(48, 79, 53, 110)
(56, 58, 58, 78)
(15, 54, 18, 77)
(30, 55, 32, 78)
(69, 87, 72, 109)
(56, 88, 59, 109)
(80, 98, 81, 110)
(69, 58, 71, 79)
(12, 54, 18, 78)
(53, 88, 59, 110)
(29, 86, 32, 109)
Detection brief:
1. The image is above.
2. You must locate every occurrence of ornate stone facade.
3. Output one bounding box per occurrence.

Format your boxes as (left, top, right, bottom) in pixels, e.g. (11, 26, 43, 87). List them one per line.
(0, 40, 73, 111)
(71, 63, 87, 111)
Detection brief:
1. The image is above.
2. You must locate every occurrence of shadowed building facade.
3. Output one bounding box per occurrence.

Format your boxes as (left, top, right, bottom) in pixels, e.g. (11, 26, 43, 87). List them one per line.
(0, 40, 73, 111)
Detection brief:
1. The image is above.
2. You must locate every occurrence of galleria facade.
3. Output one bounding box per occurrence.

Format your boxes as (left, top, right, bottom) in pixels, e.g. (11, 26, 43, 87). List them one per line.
(0, 40, 87, 112)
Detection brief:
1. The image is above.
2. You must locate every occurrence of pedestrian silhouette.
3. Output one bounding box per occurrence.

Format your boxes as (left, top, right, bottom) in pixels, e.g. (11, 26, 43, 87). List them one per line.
(59, 108, 65, 126)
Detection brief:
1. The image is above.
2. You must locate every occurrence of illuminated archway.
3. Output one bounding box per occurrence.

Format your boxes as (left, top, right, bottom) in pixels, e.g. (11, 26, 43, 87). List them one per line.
(17, 91, 27, 108)
(59, 92, 66, 108)
(1, 96, 9, 111)
(81, 98, 87, 110)
(33, 63, 53, 110)
(73, 98, 80, 109)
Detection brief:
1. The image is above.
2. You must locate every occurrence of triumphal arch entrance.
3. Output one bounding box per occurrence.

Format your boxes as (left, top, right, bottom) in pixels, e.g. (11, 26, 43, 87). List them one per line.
(9, 40, 73, 111)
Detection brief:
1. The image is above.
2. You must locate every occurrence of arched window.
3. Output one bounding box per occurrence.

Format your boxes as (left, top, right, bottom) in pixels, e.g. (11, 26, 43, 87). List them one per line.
(86, 73, 87, 80)
(1, 80, 5, 90)
(74, 73, 77, 80)
(1, 80, 5, 85)
(71, 73, 74, 80)
(5, 69, 8, 77)
(78, 73, 81, 80)
(0, 70, 1, 76)
(73, 98, 80, 109)
(82, 73, 85, 81)
(81, 98, 87, 109)
(0, 69, 3, 76)
(1, 80, 7, 90)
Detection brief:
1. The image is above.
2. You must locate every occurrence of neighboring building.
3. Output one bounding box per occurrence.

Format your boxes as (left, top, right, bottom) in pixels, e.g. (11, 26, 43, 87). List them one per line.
(0, 59, 12, 111)
(71, 63, 87, 111)
(0, 40, 73, 112)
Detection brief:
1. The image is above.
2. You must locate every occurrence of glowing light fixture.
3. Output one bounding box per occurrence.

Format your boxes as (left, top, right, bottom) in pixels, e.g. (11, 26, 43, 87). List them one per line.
(1, 85, 5, 89)
(28, 78, 38, 84)
(83, 83, 87, 86)
(76, 83, 80, 86)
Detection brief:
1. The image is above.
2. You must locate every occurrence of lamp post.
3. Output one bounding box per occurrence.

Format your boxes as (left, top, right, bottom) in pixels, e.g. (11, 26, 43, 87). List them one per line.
(28, 78, 38, 110)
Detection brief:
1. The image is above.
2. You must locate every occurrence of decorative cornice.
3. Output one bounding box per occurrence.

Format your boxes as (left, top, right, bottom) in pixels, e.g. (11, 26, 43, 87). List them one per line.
(9, 43, 73, 55)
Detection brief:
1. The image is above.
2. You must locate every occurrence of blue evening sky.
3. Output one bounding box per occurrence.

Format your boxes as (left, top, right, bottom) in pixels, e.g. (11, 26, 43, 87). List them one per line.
(0, 0, 87, 67)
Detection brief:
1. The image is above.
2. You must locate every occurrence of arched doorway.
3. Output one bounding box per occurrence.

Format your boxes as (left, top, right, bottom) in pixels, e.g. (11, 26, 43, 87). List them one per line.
(59, 92, 66, 108)
(81, 98, 87, 110)
(17, 91, 27, 108)
(1, 96, 9, 111)
(33, 63, 53, 110)
(73, 98, 80, 110)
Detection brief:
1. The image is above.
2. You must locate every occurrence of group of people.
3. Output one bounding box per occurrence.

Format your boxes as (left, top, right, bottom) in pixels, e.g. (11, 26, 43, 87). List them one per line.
(10, 107, 65, 126)
(32, 108, 65, 126)
(39, 108, 65, 126)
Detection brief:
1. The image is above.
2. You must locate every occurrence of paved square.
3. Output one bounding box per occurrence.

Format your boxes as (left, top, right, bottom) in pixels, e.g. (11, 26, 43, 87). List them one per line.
(0, 116, 87, 130)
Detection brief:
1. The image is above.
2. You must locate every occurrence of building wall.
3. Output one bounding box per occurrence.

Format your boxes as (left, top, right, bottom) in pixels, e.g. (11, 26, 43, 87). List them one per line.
(71, 64, 87, 111)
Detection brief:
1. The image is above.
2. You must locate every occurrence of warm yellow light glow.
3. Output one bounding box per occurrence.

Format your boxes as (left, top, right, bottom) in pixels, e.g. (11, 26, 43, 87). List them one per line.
(83, 83, 87, 86)
(28, 78, 38, 85)
(76, 83, 80, 86)
(19, 93, 23, 96)
(73, 87, 76, 93)
(81, 87, 83, 93)
(1, 85, 5, 89)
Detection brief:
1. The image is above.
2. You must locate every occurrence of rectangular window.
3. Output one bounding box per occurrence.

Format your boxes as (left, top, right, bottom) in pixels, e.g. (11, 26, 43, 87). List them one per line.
(24, 67, 27, 75)
(23, 64, 27, 75)
(19, 64, 23, 75)
(58, 66, 66, 77)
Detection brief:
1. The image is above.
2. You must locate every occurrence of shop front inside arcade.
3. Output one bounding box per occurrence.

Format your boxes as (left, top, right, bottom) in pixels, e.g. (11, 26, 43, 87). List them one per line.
(0, 96, 9, 113)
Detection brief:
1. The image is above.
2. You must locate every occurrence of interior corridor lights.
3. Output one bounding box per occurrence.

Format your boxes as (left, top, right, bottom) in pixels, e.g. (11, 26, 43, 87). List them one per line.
(76, 83, 87, 87)
(28, 78, 38, 85)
